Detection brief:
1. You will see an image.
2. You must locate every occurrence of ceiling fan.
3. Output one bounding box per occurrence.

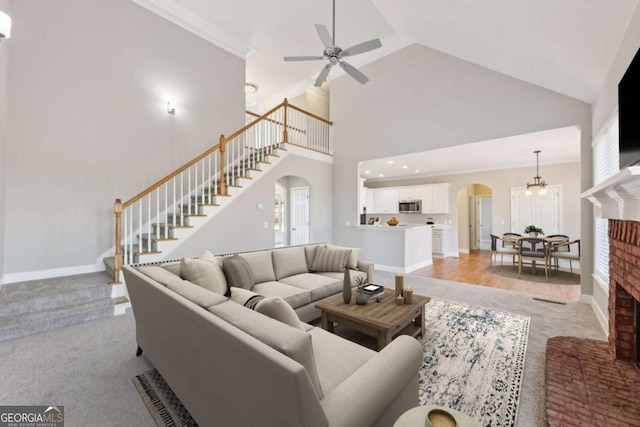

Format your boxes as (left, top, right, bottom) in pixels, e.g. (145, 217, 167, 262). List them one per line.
(284, 0, 382, 87)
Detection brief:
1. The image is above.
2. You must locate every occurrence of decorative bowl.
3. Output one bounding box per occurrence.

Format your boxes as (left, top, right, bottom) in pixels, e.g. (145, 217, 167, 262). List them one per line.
(387, 217, 399, 226)
(425, 409, 457, 427)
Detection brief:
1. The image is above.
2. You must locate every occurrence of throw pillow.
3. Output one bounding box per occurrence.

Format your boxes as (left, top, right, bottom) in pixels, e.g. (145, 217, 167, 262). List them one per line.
(222, 253, 255, 290)
(255, 297, 305, 331)
(230, 287, 264, 310)
(179, 258, 228, 296)
(310, 246, 351, 272)
(326, 244, 361, 270)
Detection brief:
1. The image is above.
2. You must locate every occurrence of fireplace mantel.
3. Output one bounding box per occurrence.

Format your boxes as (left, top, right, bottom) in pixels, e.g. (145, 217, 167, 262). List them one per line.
(581, 166, 640, 220)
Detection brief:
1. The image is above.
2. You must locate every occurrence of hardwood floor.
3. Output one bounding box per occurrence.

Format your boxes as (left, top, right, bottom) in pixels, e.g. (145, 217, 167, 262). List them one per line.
(411, 251, 581, 301)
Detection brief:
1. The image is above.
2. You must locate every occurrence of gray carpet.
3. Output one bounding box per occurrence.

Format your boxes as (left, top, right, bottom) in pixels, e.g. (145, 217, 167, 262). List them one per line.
(0, 273, 606, 427)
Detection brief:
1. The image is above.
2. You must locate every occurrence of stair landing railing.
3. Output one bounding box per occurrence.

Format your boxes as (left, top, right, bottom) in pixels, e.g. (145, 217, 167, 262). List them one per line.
(110, 99, 332, 283)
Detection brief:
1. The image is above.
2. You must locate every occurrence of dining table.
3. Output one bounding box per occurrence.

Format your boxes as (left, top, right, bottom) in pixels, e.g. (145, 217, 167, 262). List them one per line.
(501, 234, 570, 275)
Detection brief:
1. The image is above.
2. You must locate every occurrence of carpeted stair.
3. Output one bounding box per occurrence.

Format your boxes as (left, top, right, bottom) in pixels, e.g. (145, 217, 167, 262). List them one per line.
(0, 272, 114, 342)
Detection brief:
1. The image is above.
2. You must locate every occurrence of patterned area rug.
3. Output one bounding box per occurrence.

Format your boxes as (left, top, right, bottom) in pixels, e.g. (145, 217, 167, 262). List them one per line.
(133, 299, 529, 427)
(420, 299, 530, 427)
(132, 368, 198, 426)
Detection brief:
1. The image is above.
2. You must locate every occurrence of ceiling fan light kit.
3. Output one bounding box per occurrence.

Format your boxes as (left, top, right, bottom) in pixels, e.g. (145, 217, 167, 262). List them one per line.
(284, 0, 382, 87)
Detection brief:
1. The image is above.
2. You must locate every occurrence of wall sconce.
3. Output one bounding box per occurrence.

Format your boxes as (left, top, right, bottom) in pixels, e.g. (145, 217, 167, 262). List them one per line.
(0, 10, 12, 40)
(167, 101, 176, 115)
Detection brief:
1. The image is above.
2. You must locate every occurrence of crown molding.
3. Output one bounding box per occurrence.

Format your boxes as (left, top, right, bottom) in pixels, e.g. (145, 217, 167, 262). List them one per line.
(130, 0, 255, 58)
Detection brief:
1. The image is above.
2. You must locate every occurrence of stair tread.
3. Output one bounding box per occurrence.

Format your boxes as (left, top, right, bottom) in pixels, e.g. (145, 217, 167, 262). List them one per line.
(0, 272, 112, 305)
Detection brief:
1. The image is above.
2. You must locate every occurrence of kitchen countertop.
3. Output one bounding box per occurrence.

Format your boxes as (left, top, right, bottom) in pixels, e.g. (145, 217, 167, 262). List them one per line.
(355, 224, 430, 230)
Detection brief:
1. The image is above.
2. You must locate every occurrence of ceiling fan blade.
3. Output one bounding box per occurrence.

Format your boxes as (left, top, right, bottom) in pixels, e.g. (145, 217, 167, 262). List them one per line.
(284, 56, 325, 62)
(339, 61, 369, 85)
(314, 63, 333, 87)
(315, 24, 334, 49)
(342, 39, 382, 57)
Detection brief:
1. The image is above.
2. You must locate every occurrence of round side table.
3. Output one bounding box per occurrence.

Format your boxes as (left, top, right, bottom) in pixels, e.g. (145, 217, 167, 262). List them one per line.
(393, 405, 481, 427)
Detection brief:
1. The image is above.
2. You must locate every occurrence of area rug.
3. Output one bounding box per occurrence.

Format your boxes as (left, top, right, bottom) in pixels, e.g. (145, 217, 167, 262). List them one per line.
(489, 265, 580, 285)
(132, 368, 198, 426)
(420, 299, 530, 427)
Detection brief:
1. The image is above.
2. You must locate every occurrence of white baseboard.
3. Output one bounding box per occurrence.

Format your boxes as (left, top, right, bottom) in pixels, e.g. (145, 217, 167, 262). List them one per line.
(580, 294, 609, 336)
(0, 263, 105, 285)
(114, 302, 131, 316)
(375, 259, 433, 274)
(458, 248, 470, 254)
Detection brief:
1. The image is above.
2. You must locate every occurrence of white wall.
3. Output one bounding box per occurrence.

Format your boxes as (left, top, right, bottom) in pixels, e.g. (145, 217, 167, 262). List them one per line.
(590, 4, 640, 322)
(166, 154, 333, 257)
(2, 0, 245, 279)
(0, 0, 8, 279)
(330, 43, 592, 292)
(367, 162, 581, 254)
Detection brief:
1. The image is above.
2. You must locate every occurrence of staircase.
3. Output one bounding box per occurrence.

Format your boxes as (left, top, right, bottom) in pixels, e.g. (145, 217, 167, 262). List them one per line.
(0, 272, 113, 342)
(104, 99, 333, 292)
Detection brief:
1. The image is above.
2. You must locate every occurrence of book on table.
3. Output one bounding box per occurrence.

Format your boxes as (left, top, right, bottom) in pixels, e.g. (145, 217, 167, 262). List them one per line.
(361, 284, 384, 297)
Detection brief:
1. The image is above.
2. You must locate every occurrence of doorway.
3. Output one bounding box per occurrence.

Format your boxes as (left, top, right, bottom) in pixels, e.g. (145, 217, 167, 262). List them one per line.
(274, 183, 286, 247)
(290, 186, 310, 245)
(459, 184, 493, 252)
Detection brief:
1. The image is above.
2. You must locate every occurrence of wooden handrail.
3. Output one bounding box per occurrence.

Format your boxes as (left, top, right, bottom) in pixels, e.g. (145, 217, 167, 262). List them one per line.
(287, 103, 333, 125)
(246, 111, 306, 134)
(225, 101, 285, 142)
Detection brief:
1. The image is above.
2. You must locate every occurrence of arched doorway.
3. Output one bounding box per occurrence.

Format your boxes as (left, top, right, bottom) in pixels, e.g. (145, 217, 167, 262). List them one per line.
(457, 184, 493, 252)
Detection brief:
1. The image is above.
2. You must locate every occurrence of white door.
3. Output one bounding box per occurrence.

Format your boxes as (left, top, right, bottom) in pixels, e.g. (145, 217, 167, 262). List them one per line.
(477, 196, 493, 250)
(468, 195, 477, 250)
(511, 186, 561, 235)
(291, 186, 309, 245)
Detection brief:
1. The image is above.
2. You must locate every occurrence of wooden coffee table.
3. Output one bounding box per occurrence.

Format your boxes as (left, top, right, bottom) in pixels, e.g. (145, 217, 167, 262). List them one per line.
(315, 288, 430, 351)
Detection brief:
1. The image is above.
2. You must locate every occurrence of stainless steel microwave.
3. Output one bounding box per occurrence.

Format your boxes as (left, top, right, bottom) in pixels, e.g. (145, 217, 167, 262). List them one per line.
(399, 200, 421, 213)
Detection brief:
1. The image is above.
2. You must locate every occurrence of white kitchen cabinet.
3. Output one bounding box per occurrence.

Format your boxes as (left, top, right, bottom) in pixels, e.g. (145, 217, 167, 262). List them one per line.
(365, 189, 375, 214)
(422, 184, 450, 214)
(432, 227, 450, 257)
(372, 188, 399, 214)
(398, 187, 422, 201)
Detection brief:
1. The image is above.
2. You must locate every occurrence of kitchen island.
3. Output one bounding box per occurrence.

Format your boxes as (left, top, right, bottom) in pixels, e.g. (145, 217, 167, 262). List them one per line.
(350, 224, 432, 274)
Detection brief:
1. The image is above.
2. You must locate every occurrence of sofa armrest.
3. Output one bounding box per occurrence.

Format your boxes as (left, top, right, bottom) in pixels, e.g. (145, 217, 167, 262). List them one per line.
(356, 259, 374, 283)
(320, 335, 423, 427)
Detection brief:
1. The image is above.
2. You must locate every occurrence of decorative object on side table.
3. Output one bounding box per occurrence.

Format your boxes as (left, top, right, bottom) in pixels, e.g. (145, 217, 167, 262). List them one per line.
(426, 408, 457, 427)
(342, 265, 351, 304)
(387, 216, 399, 226)
(395, 295, 404, 306)
(523, 225, 544, 237)
(395, 273, 404, 298)
(355, 276, 369, 305)
(404, 287, 413, 304)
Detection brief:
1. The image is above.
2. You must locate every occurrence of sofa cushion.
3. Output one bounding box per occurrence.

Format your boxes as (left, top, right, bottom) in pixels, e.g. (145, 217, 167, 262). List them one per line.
(307, 327, 375, 395)
(272, 247, 309, 280)
(222, 254, 255, 290)
(161, 263, 181, 276)
(251, 281, 312, 309)
(310, 246, 351, 272)
(165, 279, 228, 309)
(255, 297, 305, 331)
(179, 258, 228, 296)
(240, 251, 276, 284)
(279, 273, 343, 302)
(209, 302, 324, 399)
(326, 244, 361, 270)
(138, 265, 184, 288)
(317, 270, 368, 284)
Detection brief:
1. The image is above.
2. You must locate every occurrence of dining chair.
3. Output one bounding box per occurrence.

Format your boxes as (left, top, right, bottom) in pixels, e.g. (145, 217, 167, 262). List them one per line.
(547, 234, 570, 269)
(517, 237, 549, 281)
(490, 234, 519, 268)
(548, 239, 581, 274)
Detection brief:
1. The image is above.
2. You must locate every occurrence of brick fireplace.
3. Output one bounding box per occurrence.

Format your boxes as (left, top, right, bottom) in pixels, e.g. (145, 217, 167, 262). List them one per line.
(608, 219, 640, 363)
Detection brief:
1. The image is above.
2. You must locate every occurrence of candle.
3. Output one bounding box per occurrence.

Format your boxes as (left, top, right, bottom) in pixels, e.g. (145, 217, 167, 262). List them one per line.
(404, 288, 413, 304)
(395, 273, 404, 297)
(395, 295, 404, 306)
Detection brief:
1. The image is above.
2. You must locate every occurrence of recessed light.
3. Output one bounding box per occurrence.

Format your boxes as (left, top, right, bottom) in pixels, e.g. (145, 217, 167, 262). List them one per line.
(365, 170, 370, 174)
(386, 161, 394, 165)
(402, 165, 408, 169)
(379, 174, 384, 177)
(414, 170, 420, 173)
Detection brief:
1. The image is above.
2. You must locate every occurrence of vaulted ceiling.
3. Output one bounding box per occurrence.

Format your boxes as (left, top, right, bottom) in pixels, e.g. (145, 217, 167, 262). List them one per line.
(132, 0, 639, 106)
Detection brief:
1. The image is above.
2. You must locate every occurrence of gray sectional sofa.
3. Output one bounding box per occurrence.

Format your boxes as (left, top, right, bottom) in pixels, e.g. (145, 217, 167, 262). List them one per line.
(123, 244, 424, 427)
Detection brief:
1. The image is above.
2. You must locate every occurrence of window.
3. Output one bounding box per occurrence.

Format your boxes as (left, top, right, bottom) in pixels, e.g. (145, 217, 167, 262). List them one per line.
(592, 110, 619, 291)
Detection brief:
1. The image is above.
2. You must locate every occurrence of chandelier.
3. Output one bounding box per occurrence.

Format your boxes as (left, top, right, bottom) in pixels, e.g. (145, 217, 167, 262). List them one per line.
(525, 150, 547, 195)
